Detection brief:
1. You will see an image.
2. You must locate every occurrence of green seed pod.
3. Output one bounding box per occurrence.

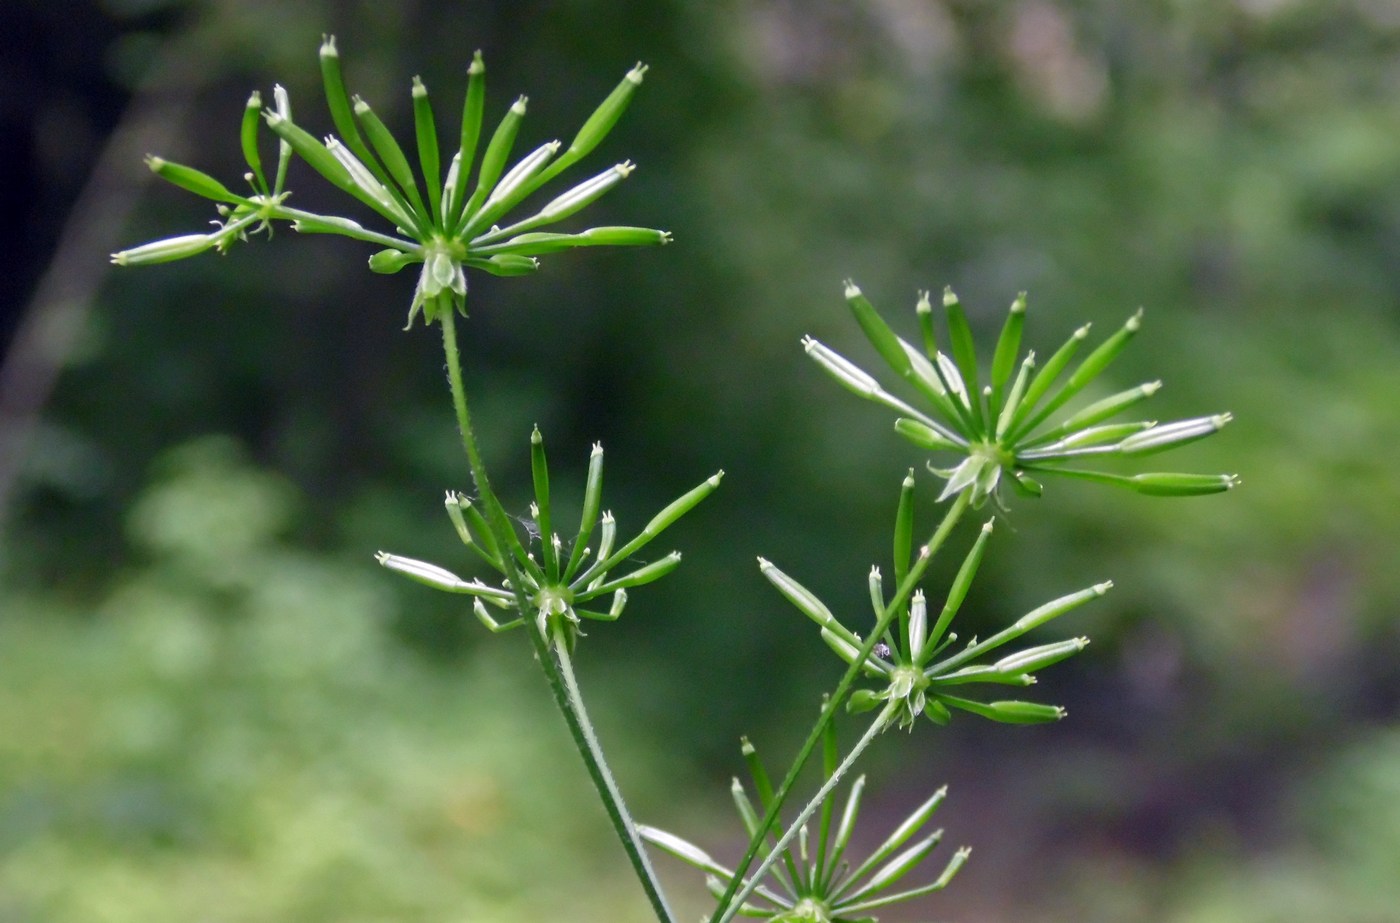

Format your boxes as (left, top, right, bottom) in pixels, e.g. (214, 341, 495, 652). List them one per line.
(859, 833, 941, 896)
(1049, 381, 1161, 437)
(899, 334, 965, 424)
(804, 337, 884, 400)
(530, 425, 556, 578)
(374, 551, 471, 592)
(240, 91, 267, 192)
(474, 231, 582, 256)
(270, 85, 294, 192)
(319, 35, 374, 166)
(990, 291, 1027, 394)
(848, 786, 946, 886)
(908, 590, 929, 661)
(460, 499, 504, 565)
(759, 557, 844, 633)
(942, 287, 984, 429)
(1066, 309, 1144, 394)
(847, 280, 913, 379)
(289, 214, 369, 236)
(145, 156, 246, 204)
(1118, 413, 1232, 456)
(942, 696, 1066, 724)
(353, 96, 428, 218)
(994, 637, 1090, 675)
(412, 76, 442, 219)
(1052, 420, 1155, 450)
(589, 551, 682, 594)
(461, 95, 527, 226)
(540, 162, 633, 222)
(593, 512, 617, 570)
(1007, 323, 1090, 437)
(447, 51, 487, 220)
(443, 490, 477, 547)
(325, 137, 417, 229)
(535, 62, 648, 189)
(924, 519, 995, 661)
(1020, 311, 1145, 438)
(577, 226, 671, 246)
(110, 233, 218, 266)
(923, 698, 952, 725)
(1123, 471, 1241, 495)
(846, 688, 885, 713)
(634, 470, 723, 544)
(893, 470, 916, 586)
(829, 773, 867, 868)
(570, 61, 647, 157)
(462, 140, 562, 235)
(867, 566, 885, 620)
(729, 776, 763, 840)
(564, 442, 605, 580)
(263, 109, 357, 194)
(1015, 581, 1112, 633)
(1009, 469, 1044, 498)
(994, 351, 1036, 439)
(637, 825, 727, 877)
(467, 254, 539, 276)
(367, 248, 420, 274)
(915, 290, 939, 357)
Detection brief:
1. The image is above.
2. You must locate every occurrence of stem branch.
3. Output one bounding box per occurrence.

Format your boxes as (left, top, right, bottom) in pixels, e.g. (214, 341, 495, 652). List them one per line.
(718, 702, 898, 923)
(708, 489, 970, 923)
(438, 306, 675, 923)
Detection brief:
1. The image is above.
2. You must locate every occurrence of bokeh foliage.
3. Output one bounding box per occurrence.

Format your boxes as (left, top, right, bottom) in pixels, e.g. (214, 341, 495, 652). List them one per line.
(3, 0, 1399, 919)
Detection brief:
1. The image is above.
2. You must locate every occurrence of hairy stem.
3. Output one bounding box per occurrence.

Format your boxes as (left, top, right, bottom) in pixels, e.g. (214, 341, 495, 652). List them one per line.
(438, 306, 676, 923)
(553, 622, 678, 923)
(708, 489, 971, 923)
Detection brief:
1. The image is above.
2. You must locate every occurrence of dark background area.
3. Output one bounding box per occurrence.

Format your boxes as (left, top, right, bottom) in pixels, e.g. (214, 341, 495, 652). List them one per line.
(3, 2, 1399, 921)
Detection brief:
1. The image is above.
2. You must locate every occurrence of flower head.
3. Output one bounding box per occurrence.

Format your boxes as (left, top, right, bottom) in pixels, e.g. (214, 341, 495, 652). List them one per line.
(763, 472, 1106, 730)
(640, 730, 967, 922)
(804, 282, 1239, 507)
(113, 37, 670, 328)
(376, 428, 721, 649)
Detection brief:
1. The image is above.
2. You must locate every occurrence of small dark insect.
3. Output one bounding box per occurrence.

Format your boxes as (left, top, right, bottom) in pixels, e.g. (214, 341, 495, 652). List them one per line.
(872, 642, 892, 660)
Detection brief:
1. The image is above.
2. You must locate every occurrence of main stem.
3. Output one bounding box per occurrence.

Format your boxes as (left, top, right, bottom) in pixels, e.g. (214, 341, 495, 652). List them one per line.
(708, 489, 970, 923)
(438, 306, 676, 923)
(718, 702, 897, 923)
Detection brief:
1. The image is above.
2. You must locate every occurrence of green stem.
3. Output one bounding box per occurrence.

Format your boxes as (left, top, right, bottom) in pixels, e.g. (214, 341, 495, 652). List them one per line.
(718, 702, 898, 923)
(553, 623, 678, 923)
(438, 306, 676, 923)
(274, 204, 419, 250)
(707, 489, 970, 923)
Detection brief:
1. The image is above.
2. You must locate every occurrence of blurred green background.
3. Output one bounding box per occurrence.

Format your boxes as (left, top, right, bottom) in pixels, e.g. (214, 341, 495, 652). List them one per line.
(3, 1, 1399, 920)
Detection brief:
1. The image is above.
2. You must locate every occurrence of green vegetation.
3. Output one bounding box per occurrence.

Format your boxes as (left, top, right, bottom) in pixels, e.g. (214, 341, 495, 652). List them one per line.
(4, 2, 1399, 921)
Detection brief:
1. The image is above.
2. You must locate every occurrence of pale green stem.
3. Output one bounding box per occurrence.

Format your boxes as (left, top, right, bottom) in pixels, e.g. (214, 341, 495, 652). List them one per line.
(708, 489, 971, 923)
(438, 306, 676, 923)
(553, 622, 678, 923)
(274, 204, 419, 250)
(717, 701, 899, 923)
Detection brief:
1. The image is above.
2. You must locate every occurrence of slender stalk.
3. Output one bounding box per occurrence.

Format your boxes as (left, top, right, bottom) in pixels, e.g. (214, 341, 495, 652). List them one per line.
(438, 306, 676, 923)
(553, 622, 678, 923)
(276, 204, 419, 250)
(718, 701, 898, 923)
(708, 490, 971, 923)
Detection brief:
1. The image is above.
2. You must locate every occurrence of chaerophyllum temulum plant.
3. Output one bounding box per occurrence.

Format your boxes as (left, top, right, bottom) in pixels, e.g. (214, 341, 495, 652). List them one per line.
(113, 36, 1238, 923)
